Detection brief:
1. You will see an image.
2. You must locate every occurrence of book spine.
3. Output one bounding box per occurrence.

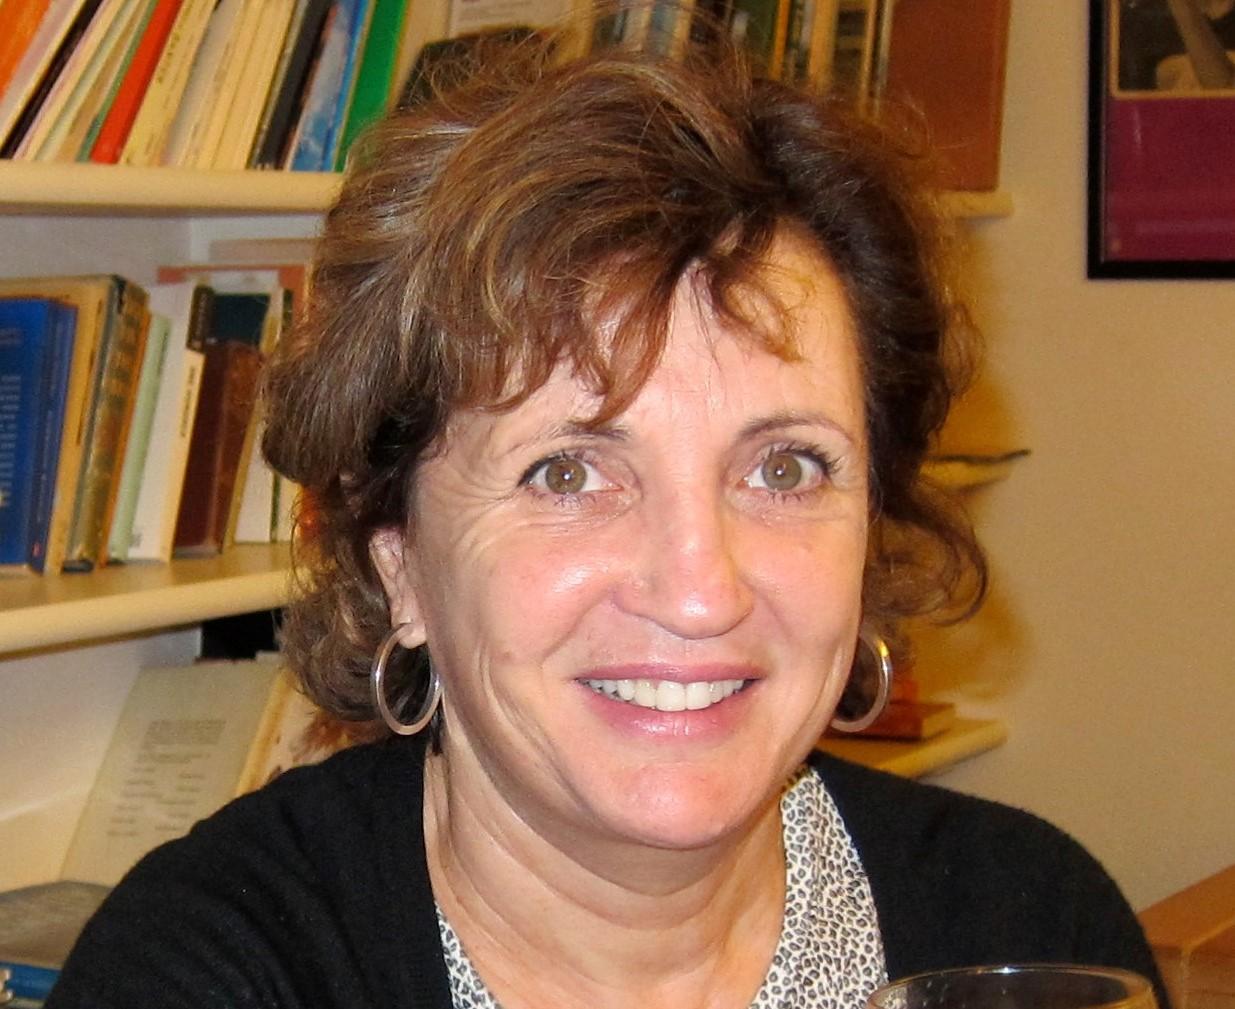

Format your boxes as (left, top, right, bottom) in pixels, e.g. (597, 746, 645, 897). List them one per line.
(41, 0, 146, 161)
(63, 278, 149, 570)
(77, 0, 158, 159)
(0, 0, 85, 145)
(253, 0, 332, 169)
(106, 311, 170, 561)
(332, 0, 406, 170)
(0, 1, 55, 100)
(0, 960, 58, 1001)
(27, 302, 78, 572)
(11, 0, 119, 160)
(288, 0, 351, 171)
(0, 301, 54, 568)
(126, 284, 208, 562)
(88, 0, 185, 163)
(118, 0, 216, 165)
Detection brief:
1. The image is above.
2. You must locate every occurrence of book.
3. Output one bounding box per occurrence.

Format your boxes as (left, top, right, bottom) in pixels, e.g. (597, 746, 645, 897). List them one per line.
(288, 0, 362, 171)
(332, 0, 407, 170)
(0, 1, 55, 103)
(0, 275, 117, 575)
(251, 0, 333, 169)
(104, 309, 170, 562)
(88, 0, 185, 163)
(0, 880, 110, 1002)
(40, 0, 148, 162)
(63, 276, 150, 571)
(159, 0, 245, 165)
(181, 0, 264, 168)
(210, 0, 297, 170)
(0, 0, 107, 160)
(59, 657, 353, 885)
(76, 0, 158, 159)
(13, 0, 133, 160)
(125, 282, 209, 563)
(171, 340, 263, 556)
(0, 298, 76, 575)
(117, 0, 215, 166)
(884, 0, 1011, 191)
(0, 0, 88, 147)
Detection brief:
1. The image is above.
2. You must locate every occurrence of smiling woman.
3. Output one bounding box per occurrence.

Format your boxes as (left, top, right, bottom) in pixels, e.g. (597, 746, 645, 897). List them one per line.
(46, 31, 1166, 1009)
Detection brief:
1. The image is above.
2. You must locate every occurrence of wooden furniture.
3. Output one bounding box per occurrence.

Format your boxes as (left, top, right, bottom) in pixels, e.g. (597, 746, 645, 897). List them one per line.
(1141, 864, 1235, 1009)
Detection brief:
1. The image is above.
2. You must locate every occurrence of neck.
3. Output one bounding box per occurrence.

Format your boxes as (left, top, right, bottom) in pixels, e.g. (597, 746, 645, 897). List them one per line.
(422, 748, 788, 1009)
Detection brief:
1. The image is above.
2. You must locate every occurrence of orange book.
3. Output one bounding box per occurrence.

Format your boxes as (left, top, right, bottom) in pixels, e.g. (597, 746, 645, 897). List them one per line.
(88, 0, 184, 163)
(0, 0, 53, 98)
(828, 700, 956, 742)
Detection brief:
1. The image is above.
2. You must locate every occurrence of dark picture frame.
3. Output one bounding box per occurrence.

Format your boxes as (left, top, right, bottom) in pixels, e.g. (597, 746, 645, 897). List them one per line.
(1088, 0, 1235, 278)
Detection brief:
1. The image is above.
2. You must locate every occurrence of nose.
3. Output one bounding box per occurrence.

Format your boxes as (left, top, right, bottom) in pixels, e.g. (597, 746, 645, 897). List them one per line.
(616, 490, 755, 639)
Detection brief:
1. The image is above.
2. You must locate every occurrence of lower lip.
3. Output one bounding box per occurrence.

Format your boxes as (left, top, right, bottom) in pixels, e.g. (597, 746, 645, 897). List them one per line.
(577, 681, 759, 741)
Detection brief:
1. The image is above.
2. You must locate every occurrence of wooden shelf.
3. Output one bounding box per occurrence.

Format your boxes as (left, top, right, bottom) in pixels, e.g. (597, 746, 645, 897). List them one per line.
(0, 162, 339, 216)
(0, 161, 1012, 219)
(0, 544, 292, 655)
(817, 717, 1008, 777)
(923, 449, 1030, 490)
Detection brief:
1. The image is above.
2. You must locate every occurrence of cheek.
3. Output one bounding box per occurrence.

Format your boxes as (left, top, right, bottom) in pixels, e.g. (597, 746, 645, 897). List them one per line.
(430, 526, 622, 659)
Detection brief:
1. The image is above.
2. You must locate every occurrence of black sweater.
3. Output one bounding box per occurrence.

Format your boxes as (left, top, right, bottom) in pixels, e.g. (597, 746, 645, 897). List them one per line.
(48, 736, 1166, 1008)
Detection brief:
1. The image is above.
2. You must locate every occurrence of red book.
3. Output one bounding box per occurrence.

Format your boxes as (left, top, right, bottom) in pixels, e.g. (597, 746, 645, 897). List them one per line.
(89, 0, 184, 163)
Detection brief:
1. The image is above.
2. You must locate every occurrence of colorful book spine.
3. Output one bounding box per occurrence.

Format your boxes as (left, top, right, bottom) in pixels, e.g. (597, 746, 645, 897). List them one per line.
(106, 310, 170, 561)
(0, 0, 107, 159)
(127, 282, 209, 562)
(332, 0, 406, 170)
(63, 277, 149, 570)
(0, 1, 55, 101)
(288, 0, 355, 171)
(252, 0, 332, 169)
(88, 0, 184, 162)
(0, 0, 90, 147)
(0, 298, 74, 573)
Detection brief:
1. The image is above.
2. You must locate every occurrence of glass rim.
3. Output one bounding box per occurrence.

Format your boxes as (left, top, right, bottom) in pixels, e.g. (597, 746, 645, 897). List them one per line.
(868, 963, 1154, 1009)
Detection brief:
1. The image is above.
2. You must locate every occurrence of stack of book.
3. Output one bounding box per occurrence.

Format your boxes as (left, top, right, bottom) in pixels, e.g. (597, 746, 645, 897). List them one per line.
(0, 260, 305, 575)
(0, 0, 413, 172)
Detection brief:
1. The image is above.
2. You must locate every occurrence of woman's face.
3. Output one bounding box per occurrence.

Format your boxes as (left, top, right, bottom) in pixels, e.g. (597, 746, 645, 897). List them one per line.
(375, 230, 869, 853)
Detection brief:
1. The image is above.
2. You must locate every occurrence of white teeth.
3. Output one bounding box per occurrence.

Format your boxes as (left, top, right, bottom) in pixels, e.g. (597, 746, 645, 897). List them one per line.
(685, 682, 712, 710)
(585, 677, 747, 712)
(656, 681, 686, 711)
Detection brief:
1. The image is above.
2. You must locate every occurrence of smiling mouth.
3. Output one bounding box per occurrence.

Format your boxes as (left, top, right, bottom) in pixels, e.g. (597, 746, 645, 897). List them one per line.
(582, 678, 750, 712)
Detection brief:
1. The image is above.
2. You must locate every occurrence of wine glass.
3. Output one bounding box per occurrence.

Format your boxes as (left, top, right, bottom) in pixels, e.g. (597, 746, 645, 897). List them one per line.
(867, 964, 1158, 1009)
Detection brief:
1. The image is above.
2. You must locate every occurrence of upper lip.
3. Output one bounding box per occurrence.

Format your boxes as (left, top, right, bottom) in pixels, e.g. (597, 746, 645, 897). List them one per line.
(577, 664, 762, 684)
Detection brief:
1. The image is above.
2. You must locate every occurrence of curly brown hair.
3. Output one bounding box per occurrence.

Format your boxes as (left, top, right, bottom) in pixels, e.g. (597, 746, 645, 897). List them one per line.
(262, 35, 986, 727)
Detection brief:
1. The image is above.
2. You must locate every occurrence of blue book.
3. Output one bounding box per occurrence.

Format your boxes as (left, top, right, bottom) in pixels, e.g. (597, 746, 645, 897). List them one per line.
(289, 0, 371, 171)
(0, 298, 77, 573)
(0, 959, 59, 1001)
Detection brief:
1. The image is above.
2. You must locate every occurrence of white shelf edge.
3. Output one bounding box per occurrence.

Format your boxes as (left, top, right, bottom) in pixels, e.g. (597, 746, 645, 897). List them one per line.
(0, 545, 292, 655)
(0, 162, 340, 215)
(0, 160, 1010, 219)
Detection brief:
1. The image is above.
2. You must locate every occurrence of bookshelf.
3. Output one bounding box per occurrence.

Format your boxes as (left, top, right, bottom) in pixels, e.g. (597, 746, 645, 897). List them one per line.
(0, 160, 1015, 219)
(0, 545, 291, 655)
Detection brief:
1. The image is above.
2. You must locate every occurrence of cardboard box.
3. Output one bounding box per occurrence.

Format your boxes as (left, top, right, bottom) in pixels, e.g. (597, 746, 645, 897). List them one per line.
(1140, 864, 1235, 1009)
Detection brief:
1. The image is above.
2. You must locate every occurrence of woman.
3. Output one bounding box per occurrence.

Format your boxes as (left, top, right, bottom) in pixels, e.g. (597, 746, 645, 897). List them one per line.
(49, 39, 1163, 1009)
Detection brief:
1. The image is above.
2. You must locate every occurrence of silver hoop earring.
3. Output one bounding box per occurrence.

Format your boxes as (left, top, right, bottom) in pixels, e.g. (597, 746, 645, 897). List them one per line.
(829, 628, 893, 734)
(370, 623, 442, 736)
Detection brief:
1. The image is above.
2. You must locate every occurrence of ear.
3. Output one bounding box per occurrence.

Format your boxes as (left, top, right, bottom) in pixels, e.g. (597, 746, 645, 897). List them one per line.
(369, 527, 427, 650)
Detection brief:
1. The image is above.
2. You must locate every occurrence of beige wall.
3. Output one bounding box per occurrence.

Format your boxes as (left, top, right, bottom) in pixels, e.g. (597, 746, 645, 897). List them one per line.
(921, 3, 1235, 910)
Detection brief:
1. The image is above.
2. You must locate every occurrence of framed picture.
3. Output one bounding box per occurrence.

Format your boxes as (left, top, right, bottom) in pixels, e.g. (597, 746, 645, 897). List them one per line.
(1088, 0, 1235, 278)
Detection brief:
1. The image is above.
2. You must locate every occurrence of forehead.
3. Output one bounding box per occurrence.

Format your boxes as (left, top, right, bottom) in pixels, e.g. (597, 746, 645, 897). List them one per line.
(442, 231, 864, 454)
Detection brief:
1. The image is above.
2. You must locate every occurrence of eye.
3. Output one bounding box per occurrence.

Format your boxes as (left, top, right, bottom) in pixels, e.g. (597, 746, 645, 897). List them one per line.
(523, 454, 607, 496)
(746, 447, 831, 494)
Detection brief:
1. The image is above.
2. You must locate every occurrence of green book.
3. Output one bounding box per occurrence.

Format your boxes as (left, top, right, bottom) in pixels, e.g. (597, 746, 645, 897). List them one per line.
(106, 311, 171, 562)
(332, 0, 409, 171)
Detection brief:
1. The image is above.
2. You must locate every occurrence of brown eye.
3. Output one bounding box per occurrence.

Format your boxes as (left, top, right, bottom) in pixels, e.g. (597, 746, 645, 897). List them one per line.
(543, 457, 588, 494)
(760, 451, 804, 491)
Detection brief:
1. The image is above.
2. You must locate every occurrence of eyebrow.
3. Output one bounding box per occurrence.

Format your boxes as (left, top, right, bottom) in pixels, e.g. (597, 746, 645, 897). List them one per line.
(738, 411, 860, 448)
